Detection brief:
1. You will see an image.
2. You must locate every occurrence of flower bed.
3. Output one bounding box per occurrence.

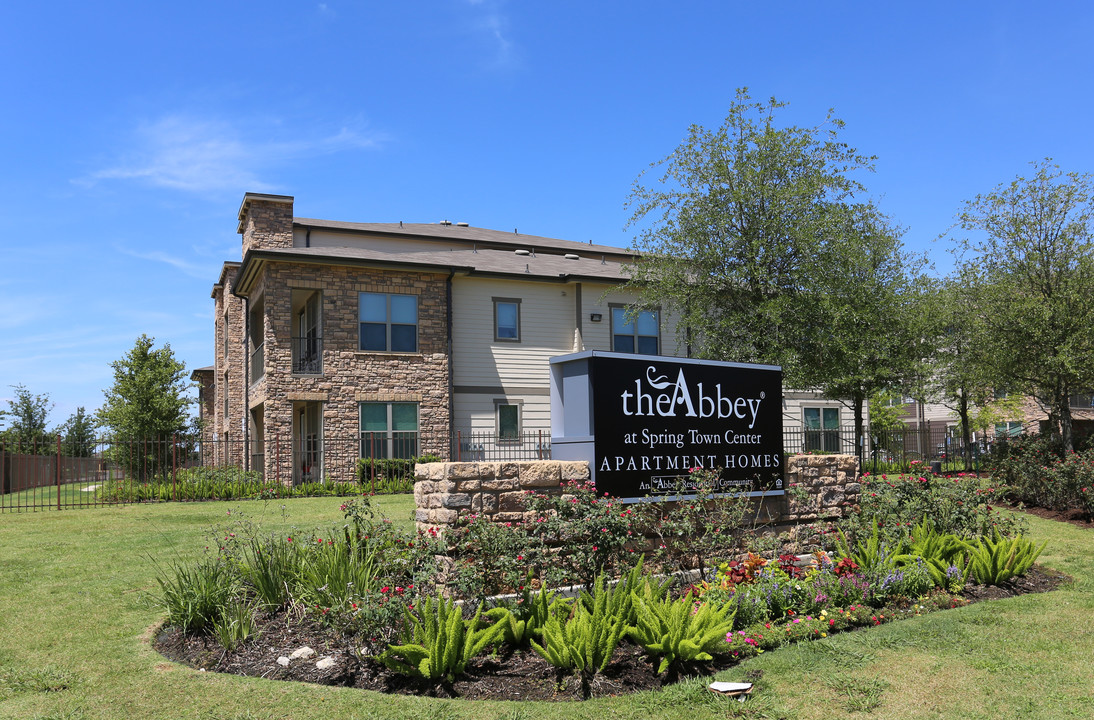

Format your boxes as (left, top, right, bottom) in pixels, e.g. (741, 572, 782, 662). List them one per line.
(151, 465, 1060, 701)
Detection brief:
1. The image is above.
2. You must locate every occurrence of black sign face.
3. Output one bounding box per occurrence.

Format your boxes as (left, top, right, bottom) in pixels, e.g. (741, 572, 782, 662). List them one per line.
(589, 355, 784, 500)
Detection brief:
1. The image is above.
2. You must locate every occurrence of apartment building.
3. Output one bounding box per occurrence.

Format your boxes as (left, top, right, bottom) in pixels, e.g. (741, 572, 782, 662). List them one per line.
(201, 193, 699, 483)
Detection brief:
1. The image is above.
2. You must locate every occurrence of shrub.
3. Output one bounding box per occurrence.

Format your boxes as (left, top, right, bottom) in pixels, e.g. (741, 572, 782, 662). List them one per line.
(840, 471, 1024, 546)
(523, 481, 637, 590)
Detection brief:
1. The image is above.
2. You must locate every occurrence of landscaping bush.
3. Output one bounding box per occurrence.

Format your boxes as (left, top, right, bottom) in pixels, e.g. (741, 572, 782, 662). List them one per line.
(839, 469, 1024, 547)
(986, 431, 1094, 513)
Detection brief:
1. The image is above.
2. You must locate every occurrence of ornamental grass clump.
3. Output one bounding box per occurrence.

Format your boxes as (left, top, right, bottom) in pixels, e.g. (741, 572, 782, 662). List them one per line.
(155, 556, 238, 634)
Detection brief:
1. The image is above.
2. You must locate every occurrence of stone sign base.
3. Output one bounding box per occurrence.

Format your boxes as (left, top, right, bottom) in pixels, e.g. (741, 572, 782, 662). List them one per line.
(413, 454, 859, 535)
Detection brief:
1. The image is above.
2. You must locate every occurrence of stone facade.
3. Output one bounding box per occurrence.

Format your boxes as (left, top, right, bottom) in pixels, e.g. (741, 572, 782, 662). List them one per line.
(249, 260, 450, 483)
(207, 194, 453, 484)
(414, 454, 861, 534)
(413, 460, 590, 533)
(213, 263, 246, 467)
(782, 453, 861, 522)
(239, 194, 294, 255)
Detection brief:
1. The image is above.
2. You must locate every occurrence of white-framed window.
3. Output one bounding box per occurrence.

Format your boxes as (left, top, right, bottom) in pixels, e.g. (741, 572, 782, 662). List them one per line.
(495, 400, 521, 441)
(804, 407, 840, 452)
(360, 402, 419, 459)
(995, 421, 1023, 438)
(359, 292, 418, 352)
(493, 297, 521, 342)
(611, 306, 659, 354)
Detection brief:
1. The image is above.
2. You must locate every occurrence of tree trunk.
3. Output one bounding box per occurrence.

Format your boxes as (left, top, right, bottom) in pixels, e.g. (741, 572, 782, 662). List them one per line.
(1060, 397, 1075, 454)
(958, 390, 974, 471)
(853, 392, 865, 466)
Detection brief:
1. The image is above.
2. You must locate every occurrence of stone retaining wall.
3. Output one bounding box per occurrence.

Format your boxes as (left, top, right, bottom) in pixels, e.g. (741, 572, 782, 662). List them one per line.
(783, 454, 861, 522)
(414, 454, 859, 533)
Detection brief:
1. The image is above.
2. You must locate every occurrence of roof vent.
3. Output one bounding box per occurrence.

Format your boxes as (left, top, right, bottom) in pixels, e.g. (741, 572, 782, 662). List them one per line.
(440, 220, 452, 226)
(456, 221, 469, 227)
(515, 249, 531, 256)
(564, 253, 580, 260)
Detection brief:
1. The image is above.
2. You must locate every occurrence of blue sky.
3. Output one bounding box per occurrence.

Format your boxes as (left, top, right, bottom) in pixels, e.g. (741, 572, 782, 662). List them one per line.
(2, 1, 1093, 426)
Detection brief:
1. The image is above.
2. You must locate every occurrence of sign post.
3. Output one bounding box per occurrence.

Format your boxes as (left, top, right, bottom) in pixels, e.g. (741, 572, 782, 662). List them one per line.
(550, 351, 784, 502)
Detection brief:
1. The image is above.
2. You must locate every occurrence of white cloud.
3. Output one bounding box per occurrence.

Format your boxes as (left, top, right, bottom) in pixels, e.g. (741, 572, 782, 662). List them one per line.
(465, 0, 515, 68)
(115, 247, 218, 280)
(83, 114, 384, 195)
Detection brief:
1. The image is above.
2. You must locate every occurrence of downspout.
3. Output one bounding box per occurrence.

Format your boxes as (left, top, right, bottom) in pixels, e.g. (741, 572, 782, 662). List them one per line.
(243, 296, 250, 472)
(574, 283, 583, 351)
(446, 269, 456, 461)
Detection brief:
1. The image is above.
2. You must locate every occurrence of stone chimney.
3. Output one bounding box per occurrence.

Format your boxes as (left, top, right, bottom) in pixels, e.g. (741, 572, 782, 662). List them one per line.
(237, 193, 294, 256)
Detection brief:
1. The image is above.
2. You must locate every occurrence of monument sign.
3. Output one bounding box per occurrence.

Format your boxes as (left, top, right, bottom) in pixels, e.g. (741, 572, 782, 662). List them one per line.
(550, 351, 784, 501)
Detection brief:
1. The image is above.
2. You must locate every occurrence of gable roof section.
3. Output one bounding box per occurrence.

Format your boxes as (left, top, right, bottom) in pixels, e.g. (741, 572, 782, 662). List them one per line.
(233, 222, 638, 296)
(294, 217, 633, 258)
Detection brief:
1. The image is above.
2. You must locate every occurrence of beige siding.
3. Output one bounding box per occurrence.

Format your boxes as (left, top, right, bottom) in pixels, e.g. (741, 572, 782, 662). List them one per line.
(579, 282, 687, 357)
(452, 276, 577, 388)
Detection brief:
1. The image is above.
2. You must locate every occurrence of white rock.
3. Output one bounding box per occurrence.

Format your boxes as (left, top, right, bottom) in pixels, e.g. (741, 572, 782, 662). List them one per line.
(316, 656, 336, 670)
(276, 656, 290, 667)
(289, 646, 316, 660)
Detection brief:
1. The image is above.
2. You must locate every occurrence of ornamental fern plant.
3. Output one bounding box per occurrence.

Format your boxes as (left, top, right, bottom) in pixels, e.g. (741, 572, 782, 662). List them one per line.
(379, 596, 504, 683)
(967, 527, 1047, 586)
(484, 578, 573, 647)
(530, 575, 628, 696)
(626, 592, 737, 675)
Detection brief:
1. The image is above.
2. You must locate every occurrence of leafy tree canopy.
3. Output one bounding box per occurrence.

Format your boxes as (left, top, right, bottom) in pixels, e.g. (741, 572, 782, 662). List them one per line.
(0, 384, 54, 454)
(952, 160, 1094, 452)
(622, 89, 881, 387)
(98, 334, 192, 441)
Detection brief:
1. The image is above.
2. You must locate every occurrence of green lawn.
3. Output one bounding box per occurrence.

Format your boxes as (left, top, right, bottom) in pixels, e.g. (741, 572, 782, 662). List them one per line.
(0, 496, 1091, 720)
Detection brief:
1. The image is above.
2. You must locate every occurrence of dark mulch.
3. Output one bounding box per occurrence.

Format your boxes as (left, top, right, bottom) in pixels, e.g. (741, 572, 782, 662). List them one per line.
(153, 564, 1070, 702)
(1003, 502, 1094, 530)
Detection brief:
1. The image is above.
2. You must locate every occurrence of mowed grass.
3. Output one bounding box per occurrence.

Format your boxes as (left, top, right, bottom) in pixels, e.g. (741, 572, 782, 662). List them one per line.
(0, 498, 1092, 720)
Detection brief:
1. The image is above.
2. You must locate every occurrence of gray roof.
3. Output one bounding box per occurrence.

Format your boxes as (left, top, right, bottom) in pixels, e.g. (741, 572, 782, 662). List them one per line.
(294, 217, 634, 258)
(244, 244, 634, 283)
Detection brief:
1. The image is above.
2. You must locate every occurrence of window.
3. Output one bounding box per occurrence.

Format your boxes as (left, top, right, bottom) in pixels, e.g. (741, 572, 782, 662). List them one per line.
(359, 292, 417, 352)
(360, 402, 419, 459)
(611, 306, 659, 354)
(1070, 392, 1094, 409)
(493, 298, 521, 342)
(804, 407, 840, 452)
(495, 401, 521, 441)
(995, 421, 1023, 438)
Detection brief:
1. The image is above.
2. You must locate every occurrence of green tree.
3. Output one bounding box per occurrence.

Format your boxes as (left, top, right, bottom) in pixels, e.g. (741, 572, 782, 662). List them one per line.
(57, 406, 98, 457)
(800, 204, 929, 458)
(98, 335, 192, 479)
(952, 160, 1094, 453)
(0, 385, 54, 454)
(622, 89, 876, 386)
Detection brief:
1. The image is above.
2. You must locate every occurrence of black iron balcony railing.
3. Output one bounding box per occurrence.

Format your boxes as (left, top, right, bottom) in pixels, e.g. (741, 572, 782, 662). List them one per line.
(292, 336, 322, 374)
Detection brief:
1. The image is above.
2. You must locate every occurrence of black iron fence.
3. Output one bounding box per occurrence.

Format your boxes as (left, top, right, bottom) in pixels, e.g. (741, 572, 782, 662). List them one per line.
(782, 424, 991, 474)
(3, 425, 992, 512)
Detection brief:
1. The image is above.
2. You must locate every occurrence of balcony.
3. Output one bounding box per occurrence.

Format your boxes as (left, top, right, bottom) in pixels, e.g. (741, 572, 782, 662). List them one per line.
(292, 336, 323, 374)
(249, 342, 264, 385)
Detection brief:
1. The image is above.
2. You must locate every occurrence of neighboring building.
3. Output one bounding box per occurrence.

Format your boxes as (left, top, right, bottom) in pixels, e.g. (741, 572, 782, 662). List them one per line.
(206, 193, 691, 484)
